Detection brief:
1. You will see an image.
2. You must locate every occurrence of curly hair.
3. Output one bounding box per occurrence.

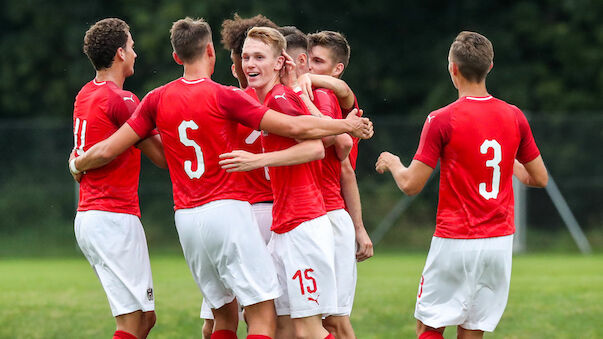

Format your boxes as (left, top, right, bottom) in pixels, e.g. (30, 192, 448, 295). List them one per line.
(221, 14, 278, 56)
(83, 18, 129, 71)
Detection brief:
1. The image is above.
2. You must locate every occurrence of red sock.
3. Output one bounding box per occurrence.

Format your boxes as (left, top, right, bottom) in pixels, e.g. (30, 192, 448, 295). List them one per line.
(211, 329, 237, 339)
(247, 336, 271, 339)
(419, 330, 444, 339)
(324, 334, 335, 339)
(113, 330, 137, 339)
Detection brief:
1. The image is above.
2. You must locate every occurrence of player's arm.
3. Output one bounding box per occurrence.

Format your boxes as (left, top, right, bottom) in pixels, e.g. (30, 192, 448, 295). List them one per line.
(136, 133, 167, 169)
(259, 108, 372, 140)
(513, 156, 548, 188)
(341, 158, 373, 261)
(220, 139, 324, 172)
(376, 153, 434, 196)
(70, 124, 142, 174)
(298, 73, 355, 110)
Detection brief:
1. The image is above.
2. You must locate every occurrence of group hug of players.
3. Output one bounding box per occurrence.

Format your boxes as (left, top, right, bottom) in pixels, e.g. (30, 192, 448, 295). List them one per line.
(69, 13, 548, 339)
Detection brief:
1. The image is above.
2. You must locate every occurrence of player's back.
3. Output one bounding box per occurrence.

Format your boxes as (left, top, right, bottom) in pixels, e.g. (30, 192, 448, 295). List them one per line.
(128, 78, 267, 210)
(261, 84, 326, 233)
(312, 88, 345, 212)
(73, 80, 141, 216)
(419, 96, 539, 238)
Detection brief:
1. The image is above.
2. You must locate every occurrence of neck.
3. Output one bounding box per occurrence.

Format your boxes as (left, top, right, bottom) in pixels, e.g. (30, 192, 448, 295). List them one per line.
(182, 59, 212, 81)
(256, 76, 281, 103)
(456, 79, 489, 98)
(95, 68, 126, 89)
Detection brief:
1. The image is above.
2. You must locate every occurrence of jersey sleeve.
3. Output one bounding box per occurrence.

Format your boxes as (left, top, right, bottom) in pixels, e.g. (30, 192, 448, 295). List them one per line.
(312, 89, 339, 119)
(108, 92, 140, 126)
(514, 108, 541, 163)
(269, 91, 310, 117)
(413, 109, 452, 168)
(127, 89, 160, 139)
(218, 86, 268, 129)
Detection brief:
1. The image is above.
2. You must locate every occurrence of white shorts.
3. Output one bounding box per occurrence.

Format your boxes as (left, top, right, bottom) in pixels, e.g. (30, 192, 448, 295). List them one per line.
(326, 209, 357, 316)
(74, 210, 154, 317)
(200, 201, 274, 320)
(268, 215, 337, 318)
(415, 235, 514, 332)
(175, 200, 280, 311)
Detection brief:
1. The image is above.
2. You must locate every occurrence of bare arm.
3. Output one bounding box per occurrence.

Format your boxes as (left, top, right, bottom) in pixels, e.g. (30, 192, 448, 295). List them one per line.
(376, 152, 434, 196)
(299, 73, 355, 110)
(219, 139, 325, 172)
(513, 156, 548, 188)
(341, 158, 373, 261)
(258, 109, 373, 140)
(136, 134, 167, 169)
(334, 133, 353, 161)
(71, 123, 142, 173)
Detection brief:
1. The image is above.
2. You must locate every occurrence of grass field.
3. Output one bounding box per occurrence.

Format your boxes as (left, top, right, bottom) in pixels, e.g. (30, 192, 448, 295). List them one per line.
(1, 253, 601, 338)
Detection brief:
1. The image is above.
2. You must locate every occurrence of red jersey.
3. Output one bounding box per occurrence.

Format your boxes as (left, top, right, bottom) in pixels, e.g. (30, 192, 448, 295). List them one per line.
(261, 84, 326, 233)
(127, 78, 268, 210)
(342, 93, 360, 170)
(413, 96, 541, 239)
(312, 89, 345, 211)
(236, 87, 273, 204)
(73, 80, 142, 217)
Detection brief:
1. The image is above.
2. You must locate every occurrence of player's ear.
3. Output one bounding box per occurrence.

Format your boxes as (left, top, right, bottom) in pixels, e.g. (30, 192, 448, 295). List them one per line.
(172, 52, 183, 65)
(332, 62, 345, 77)
(275, 55, 285, 71)
(206, 42, 215, 58)
(231, 64, 238, 79)
(297, 53, 307, 67)
(116, 47, 126, 62)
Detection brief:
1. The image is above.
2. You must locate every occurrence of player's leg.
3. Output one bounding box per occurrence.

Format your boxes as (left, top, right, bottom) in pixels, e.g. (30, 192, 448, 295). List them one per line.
(243, 300, 277, 338)
(115, 311, 142, 338)
(292, 315, 330, 338)
(323, 209, 357, 339)
(416, 320, 445, 339)
(275, 315, 295, 339)
(457, 326, 483, 339)
(211, 299, 240, 334)
(201, 298, 215, 339)
(140, 311, 156, 339)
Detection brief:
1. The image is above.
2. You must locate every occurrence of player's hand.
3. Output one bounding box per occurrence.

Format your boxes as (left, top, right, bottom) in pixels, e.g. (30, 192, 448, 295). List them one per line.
(280, 49, 298, 88)
(355, 227, 374, 262)
(219, 150, 264, 172)
(345, 109, 373, 139)
(68, 150, 82, 183)
(375, 152, 401, 174)
(298, 73, 314, 101)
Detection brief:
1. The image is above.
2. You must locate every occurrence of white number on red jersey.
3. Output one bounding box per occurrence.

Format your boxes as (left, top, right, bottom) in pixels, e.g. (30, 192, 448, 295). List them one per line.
(73, 118, 87, 156)
(178, 120, 205, 179)
(245, 129, 270, 181)
(479, 139, 501, 200)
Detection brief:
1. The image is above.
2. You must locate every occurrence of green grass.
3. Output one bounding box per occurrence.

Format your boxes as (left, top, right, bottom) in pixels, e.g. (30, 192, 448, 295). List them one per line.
(0, 253, 601, 338)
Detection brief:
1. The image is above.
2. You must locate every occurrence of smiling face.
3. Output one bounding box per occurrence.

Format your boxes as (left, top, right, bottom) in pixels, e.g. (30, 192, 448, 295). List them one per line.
(241, 37, 284, 94)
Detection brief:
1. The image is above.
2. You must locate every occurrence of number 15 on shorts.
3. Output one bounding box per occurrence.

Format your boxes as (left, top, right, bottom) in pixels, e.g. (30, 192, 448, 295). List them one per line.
(292, 268, 317, 295)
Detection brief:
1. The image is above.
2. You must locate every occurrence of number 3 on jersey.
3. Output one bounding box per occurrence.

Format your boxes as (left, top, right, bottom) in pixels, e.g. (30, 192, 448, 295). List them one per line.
(479, 139, 501, 200)
(179, 120, 205, 179)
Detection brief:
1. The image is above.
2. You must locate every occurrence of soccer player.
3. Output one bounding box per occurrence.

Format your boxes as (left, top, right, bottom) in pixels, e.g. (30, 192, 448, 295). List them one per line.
(375, 31, 548, 339)
(239, 26, 338, 339)
(200, 14, 279, 339)
(70, 18, 373, 339)
(70, 18, 165, 339)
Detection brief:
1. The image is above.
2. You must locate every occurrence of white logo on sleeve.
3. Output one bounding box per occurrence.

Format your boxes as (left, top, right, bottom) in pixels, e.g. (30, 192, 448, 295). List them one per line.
(427, 115, 436, 123)
(274, 93, 287, 101)
(123, 95, 135, 102)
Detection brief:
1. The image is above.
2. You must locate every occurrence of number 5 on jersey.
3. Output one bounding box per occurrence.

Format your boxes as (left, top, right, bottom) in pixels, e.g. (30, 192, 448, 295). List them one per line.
(179, 120, 205, 179)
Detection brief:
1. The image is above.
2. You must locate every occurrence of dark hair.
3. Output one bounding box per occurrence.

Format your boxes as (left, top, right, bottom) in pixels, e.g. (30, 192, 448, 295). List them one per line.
(307, 30, 350, 68)
(221, 14, 278, 56)
(449, 31, 494, 82)
(278, 26, 308, 52)
(83, 18, 129, 71)
(170, 17, 212, 63)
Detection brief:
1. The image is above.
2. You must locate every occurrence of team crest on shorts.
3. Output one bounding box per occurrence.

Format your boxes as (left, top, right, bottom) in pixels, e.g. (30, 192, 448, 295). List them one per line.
(147, 288, 154, 301)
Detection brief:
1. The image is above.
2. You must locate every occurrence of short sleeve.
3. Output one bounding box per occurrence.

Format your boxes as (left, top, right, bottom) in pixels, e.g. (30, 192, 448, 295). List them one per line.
(127, 89, 160, 139)
(268, 91, 310, 117)
(218, 86, 268, 130)
(109, 92, 140, 126)
(515, 108, 541, 164)
(413, 110, 452, 168)
(312, 89, 340, 119)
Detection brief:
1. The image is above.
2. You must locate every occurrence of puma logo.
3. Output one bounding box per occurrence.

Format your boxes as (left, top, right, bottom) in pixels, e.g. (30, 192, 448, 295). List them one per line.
(307, 294, 319, 305)
(427, 115, 435, 123)
(274, 93, 287, 101)
(123, 94, 135, 102)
